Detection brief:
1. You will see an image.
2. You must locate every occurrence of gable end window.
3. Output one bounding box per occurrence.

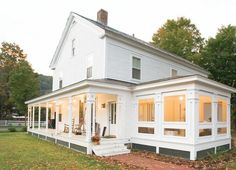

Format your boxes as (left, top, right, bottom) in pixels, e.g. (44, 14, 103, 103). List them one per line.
(72, 39, 76, 56)
(132, 57, 141, 80)
(171, 69, 178, 77)
(59, 80, 63, 89)
(87, 66, 92, 78)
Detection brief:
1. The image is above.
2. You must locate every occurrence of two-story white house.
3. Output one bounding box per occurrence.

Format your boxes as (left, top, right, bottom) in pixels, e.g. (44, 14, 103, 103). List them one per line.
(25, 9, 236, 160)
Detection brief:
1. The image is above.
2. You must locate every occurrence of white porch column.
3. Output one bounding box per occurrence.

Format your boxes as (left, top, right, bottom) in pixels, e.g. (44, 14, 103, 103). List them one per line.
(116, 95, 125, 139)
(212, 95, 218, 142)
(68, 96, 73, 138)
(38, 104, 41, 130)
(55, 101, 59, 135)
(85, 93, 96, 142)
(155, 93, 162, 153)
(32, 105, 35, 129)
(227, 98, 231, 146)
(46, 102, 49, 131)
(27, 106, 30, 131)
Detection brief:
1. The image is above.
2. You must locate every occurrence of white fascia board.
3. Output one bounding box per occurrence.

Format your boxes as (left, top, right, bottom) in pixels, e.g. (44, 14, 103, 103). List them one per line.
(104, 31, 209, 76)
(25, 80, 131, 104)
(133, 75, 236, 93)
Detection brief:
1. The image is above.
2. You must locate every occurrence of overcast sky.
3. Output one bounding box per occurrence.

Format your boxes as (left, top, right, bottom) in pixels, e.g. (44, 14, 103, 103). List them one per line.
(0, 0, 235, 76)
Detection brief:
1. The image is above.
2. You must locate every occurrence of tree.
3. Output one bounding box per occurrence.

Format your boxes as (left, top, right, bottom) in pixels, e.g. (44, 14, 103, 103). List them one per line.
(199, 25, 236, 127)
(152, 17, 204, 62)
(8, 61, 39, 116)
(38, 74, 52, 95)
(0, 42, 27, 119)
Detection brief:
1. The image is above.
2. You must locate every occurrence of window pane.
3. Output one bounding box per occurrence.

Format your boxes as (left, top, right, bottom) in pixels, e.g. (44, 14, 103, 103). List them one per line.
(199, 128, 212, 137)
(132, 68, 140, 79)
(164, 95, 186, 122)
(138, 127, 154, 134)
(132, 57, 140, 69)
(217, 99, 227, 122)
(217, 128, 227, 134)
(138, 98, 155, 121)
(164, 128, 185, 137)
(199, 96, 212, 122)
(87, 66, 92, 78)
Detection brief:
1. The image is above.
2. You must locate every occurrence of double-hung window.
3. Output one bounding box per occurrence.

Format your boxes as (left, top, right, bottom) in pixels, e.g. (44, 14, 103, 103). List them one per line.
(132, 57, 141, 80)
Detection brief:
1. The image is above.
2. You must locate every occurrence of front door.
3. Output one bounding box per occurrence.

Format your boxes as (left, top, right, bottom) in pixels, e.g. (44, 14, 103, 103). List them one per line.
(108, 102, 117, 136)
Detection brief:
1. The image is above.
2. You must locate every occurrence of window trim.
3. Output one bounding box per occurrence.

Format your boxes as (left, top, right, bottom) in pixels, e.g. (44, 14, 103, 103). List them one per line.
(138, 98, 155, 122)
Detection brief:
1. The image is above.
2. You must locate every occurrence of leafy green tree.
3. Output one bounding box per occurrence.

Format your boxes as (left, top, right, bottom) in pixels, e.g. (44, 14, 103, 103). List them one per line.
(8, 61, 39, 116)
(0, 42, 26, 119)
(199, 25, 236, 127)
(152, 17, 204, 62)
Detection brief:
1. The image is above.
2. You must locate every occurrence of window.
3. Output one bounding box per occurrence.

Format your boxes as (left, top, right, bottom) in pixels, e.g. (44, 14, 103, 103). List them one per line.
(138, 98, 155, 121)
(217, 99, 227, 122)
(59, 80, 63, 89)
(217, 128, 227, 134)
(164, 95, 186, 122)
(59, 113, 62, 122)
(132, 57, 141, 80)
(72, 39, 76, 56)
(199, 128, 212, 137)
(164, 128, 185, 137)
(138, 127, 154, 134)
(171, 69, 178, 77)
(86, 66, 92, 78)
(199, 96, 212, 122)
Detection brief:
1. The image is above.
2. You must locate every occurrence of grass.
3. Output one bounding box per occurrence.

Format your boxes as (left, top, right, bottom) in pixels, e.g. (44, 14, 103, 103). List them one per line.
(0, 132, 120, 170)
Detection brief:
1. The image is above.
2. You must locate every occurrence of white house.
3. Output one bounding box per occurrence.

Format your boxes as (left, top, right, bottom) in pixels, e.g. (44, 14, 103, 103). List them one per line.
(25, 9, 236, 160)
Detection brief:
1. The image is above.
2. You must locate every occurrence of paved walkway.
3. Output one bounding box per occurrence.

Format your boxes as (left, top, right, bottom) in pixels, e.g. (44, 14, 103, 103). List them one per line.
(110, 154, 193, 170)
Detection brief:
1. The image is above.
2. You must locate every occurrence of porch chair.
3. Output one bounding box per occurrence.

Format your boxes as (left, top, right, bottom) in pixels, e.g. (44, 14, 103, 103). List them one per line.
(64, 119, 75, 133)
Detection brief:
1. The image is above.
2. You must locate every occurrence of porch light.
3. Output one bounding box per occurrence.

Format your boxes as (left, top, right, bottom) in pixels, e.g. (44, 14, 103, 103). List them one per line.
(179, 96, 184, 101)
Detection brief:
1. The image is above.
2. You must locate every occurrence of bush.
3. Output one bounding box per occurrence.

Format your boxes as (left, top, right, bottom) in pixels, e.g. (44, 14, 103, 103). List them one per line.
(8, 127, 16, 132)
(21, 126, 27, 132)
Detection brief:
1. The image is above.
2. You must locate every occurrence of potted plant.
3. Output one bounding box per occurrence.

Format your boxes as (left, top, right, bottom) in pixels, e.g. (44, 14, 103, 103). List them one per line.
(91, 135, 100, 145)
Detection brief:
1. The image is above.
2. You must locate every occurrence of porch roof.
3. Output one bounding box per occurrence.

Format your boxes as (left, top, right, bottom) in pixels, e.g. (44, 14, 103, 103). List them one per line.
(25, 75, 236, 105)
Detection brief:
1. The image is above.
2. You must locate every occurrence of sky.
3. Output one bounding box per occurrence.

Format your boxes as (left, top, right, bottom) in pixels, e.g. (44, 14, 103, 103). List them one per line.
(0, 0, 236, 76)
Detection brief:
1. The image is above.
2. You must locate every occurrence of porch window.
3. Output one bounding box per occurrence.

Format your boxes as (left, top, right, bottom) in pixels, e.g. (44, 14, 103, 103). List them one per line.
(138, 98, 155, 122)
(164, 128, 185, 137)
(164, 95, 186, 122)
(199, 128, 212, 137)
(199, 96, 212, 123)
(217, 127, 227, 134)
(217, 99, 227, 122)
(138, 127, 154, 134)
(132, 57, 141, 80)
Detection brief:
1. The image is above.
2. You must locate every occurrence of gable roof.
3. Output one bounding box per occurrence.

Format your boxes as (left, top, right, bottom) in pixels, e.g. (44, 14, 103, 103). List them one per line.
(50, 11, 209, 75)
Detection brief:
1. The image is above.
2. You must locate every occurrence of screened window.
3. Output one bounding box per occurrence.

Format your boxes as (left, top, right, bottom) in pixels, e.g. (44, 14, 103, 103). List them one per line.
(86, 66, 92, 78)
(217, 99, 227, 122)
(138, 127, 154, 134)
(199, 128, 212, 137)
(132, 57, 141, 80)
(164, 95, 186, 122)
(138, 98, 155, 122)
(164, 128, 185, 137)
(171, 69, 178, 77)
(217, 128, 227, 134)
(199, 96, 212, 122)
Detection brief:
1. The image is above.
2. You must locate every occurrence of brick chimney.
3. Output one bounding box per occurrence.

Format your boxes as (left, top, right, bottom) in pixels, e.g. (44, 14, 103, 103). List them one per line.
(97, 9, 108, 25)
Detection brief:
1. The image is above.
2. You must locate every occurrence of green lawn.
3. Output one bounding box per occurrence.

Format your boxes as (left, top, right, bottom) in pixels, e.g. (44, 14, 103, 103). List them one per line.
(0, 133, 120, 170)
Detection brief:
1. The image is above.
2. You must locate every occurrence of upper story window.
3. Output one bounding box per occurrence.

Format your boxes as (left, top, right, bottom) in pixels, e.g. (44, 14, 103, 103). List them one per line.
(72, 39, 76, 56)
(59, 80, 63, 89)
(171, 69, 178, 77)
(87, 66, 92, 78)
(132, 57, 141, 80)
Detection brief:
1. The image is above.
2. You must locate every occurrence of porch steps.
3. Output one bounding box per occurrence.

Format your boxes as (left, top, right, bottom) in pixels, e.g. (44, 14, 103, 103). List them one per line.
(92, 142, 130, 157)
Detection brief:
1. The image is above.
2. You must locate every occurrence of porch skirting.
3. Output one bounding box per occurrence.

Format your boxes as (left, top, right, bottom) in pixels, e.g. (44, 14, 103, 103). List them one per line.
(28, 130, 88, 153)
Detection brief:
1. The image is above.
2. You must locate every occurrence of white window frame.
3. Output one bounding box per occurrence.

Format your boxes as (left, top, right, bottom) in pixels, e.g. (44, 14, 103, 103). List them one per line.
(131, 56, 141, 80)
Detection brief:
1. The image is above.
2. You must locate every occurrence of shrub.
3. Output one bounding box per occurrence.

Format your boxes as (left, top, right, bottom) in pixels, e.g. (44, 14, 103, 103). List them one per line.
(8, 127, 16, 132)
(21, 126, 27, 132)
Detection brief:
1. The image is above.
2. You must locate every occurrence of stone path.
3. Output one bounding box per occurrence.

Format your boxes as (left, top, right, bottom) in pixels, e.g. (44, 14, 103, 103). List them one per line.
(110, 153, 193, 170)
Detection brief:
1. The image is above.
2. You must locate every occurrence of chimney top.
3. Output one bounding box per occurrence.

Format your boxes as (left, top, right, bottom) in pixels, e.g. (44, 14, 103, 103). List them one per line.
(97, 9, 108, 25)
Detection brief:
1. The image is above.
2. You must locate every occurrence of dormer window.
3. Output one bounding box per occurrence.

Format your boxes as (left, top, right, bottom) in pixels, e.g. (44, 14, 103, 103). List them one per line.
(132, 56, 141, 80)
(72, 39, 76, 56)
(171, 69, 178, 77)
